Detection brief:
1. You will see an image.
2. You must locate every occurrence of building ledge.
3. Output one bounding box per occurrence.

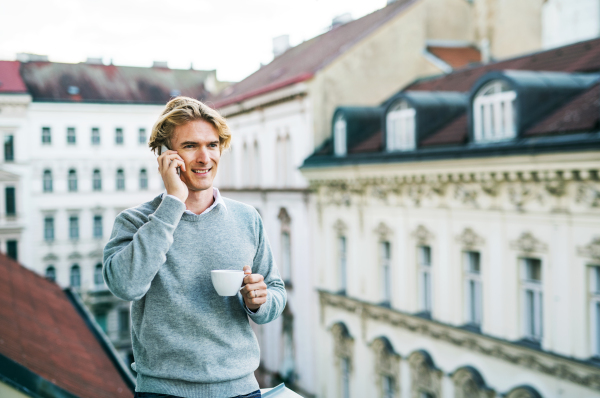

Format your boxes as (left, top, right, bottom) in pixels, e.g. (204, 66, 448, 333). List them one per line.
(318, 289, 600, 391)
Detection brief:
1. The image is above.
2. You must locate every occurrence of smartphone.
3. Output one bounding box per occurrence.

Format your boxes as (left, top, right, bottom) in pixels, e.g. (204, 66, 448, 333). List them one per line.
(160, 144, 180, 176)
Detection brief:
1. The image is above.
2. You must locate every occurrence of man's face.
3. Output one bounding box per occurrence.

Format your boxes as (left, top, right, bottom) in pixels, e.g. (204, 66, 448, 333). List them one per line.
(171, 119, 221, 192)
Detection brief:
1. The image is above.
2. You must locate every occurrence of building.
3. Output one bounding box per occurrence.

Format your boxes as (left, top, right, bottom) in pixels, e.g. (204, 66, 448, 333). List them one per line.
(0, 58, 221, 363)
(212, 0, 556, 394)
(300, 37, 600, 397)
(0, 252, 134, 398)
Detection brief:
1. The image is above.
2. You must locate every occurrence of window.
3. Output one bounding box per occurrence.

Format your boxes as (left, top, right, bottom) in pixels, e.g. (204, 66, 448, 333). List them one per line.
(139, 169, 148, 190)
(386, 100, 416, 151)
(522, 258, 543, 342)
(70, 264, 81, 288)
(68, 169, 77, 192)
(473, 80, 517, 142)
(590, 266, 600, 357)
(44, 216, 54, 242)
(338, 236, 347, 293)
(67, 127, 76, 144)
(138, 128, 146, 144)
(418, 246, 432, 315)
(119, 309, 130, 337)
(91, 127, 100, 145)
(341, 357, 350, 398)
(380, 241, 391, 304)
(4, 135, 14, 161)
(42, 127, 51, 144)
(253, 140, 261, 187)
(6, 240, 17, 260)
(333, 115, 347, 157)
(116, 169, 125, 191)
(69, 215, 79, 240)
(45, 265, 56, 282)
(94, 263, 104, 287)
(115, 128, 124, 145)
(464, 251, 482, 326)
(5, 186, 15, 216)
(93, 215, 103, 239)
(43, 169, 53, 192)
(95, 312, 107, 332)
(92, 169, 102, 191)
(281, 231, 291, 282)
(383, 375, 395, 398)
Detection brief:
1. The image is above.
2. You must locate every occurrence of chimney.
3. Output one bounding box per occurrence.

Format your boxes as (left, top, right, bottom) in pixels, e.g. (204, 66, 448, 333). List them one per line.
(152, 61, 169, 68)
(85, 57, 103, 65)
(331, 13, 353, 29)
(16, 53, 49, 63)
(273, 35, 291, 58)
(480, 38, 491, 64)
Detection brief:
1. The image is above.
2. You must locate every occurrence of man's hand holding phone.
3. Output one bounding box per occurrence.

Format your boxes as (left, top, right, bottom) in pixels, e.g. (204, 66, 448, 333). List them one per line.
(158, 145, 188, 203)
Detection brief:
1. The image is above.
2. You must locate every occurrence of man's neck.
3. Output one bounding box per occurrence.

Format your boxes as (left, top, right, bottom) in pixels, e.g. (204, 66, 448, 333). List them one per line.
(184, 187, 215, 215)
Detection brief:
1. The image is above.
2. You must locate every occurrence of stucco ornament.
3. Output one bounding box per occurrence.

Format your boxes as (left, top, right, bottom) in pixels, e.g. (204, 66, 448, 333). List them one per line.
(371, 337, 400, 396)
(455, 184, 479, 207)
(457, 228, 485, 249)
(333, 219, 348, 235)
(408, 350, 441, 398)
(578, 237, 600, 261)
(576, 182, 600, 208)
(412, 225, 433, 246)
(510, 232, 547, 253)
(330, 322, 354, 371)
(451, 367, 495, 398)
(374, 222, 393, 240)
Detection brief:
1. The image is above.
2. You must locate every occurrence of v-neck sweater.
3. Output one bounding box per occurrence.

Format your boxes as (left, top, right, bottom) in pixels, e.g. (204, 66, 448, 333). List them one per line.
(103, 194, 286, 398)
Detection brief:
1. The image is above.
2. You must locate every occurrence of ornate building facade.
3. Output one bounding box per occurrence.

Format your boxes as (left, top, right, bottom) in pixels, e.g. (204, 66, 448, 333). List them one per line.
(301, 38, 600, 397)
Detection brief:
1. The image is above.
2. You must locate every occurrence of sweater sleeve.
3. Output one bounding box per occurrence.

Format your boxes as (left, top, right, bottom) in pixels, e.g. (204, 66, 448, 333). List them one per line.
(239, 210, 287, 324)
(103, 195, 186, 301)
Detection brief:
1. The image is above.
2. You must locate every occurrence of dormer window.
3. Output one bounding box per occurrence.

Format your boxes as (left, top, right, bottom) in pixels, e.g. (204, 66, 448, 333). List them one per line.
(386, 100, 416, 151)
(473, 80, 517, 142)
(334, 115, 347, 156)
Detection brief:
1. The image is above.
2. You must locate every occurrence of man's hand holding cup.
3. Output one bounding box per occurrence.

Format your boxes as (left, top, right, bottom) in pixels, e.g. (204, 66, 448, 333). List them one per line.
(241, 265, 267, 311)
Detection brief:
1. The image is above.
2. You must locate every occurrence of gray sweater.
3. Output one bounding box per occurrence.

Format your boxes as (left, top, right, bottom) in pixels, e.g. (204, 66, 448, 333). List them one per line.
(103, 194, 286, 398)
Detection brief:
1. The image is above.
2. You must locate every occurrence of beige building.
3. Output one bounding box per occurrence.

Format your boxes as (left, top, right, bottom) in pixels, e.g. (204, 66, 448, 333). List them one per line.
(301, 37, 600, 397)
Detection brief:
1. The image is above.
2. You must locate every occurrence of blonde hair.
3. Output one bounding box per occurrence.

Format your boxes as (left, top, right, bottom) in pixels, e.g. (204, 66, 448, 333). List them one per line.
(149, 96, 231, 153)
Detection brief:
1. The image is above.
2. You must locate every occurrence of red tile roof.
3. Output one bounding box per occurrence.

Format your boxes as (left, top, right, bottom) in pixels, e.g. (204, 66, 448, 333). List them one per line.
(407, 38, 600, 92)
(213, 0, 419, 108)
(19, 61, 212, 104)
(0, 254, 133, 398)
(427, 46, 481, 69)
(0, 61, 27, 93)
(526, 83, 600, 135)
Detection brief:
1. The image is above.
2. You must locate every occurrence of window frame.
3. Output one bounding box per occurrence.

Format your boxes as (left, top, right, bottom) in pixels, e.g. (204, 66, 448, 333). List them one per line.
(43, 169, 53, 193)
(521, 257, 543, 342)
(5, 186, 16, 216)
(115, 127, 124, 145)
(380, 241, 392, 304)
(70, 264, 81, 288)
(41, 127, 51, 144)
(4, 134, 14, 161)
(45, 265, 56, 282)
(91, 127, 101, 145)
(116, 169, 125, 191)
(338, 235, 347, 294)
(44, 216, 55, 242)
(93, 214, 103, 239)
(68, 169, 78, 192)
(69, 215, 79, 241)
(418, 245, 432, 315)
(386, 100, 416, 152)
(138, 128, 146, 145)
(589, 265, 600, 357)
(333, 115, 347, 157)
(473, 80, 517, 143)
(66, 127, 76, 145)
(92, 169, 102, 191)
(464, 251, 482, 326)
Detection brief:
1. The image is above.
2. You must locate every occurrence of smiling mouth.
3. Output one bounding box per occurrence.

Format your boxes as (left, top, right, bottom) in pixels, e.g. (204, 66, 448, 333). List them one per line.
(192, 168, 211, 175)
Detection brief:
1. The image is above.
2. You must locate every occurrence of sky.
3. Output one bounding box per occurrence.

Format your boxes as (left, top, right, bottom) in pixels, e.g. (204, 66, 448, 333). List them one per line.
(0, 0, 388, 82)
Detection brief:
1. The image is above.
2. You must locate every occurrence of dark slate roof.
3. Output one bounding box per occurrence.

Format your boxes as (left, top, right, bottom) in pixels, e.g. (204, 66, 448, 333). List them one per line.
(303, 37, 600, 167)
(19, 61, 213, 104)
(0, 61, 27, 93)
(334, 106, 384, 153)
(0, 254, 134, 398)
(213, 0, 419, 108)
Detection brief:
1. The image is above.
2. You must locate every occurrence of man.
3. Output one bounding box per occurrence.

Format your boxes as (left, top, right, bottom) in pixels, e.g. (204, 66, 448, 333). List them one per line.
(103, 96, 286, 398)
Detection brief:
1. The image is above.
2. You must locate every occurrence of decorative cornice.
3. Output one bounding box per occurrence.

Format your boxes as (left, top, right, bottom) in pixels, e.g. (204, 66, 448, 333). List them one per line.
(510, 232, 548, 254)
(318, 290, 600, 391)
(374, 222, 393, 240)
(333, 219, 348, 235)
(578, 237, 600, 262)
(412, 225, 433, 246)
(457, 228, 484, 249)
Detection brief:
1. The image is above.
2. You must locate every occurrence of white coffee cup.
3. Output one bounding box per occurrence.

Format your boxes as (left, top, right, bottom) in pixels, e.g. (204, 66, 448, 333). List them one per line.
(211, 270, 245, 296)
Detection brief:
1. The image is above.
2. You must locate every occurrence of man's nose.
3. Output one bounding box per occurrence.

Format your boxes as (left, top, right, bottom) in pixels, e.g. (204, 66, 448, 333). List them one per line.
(196, 148, 210, 164)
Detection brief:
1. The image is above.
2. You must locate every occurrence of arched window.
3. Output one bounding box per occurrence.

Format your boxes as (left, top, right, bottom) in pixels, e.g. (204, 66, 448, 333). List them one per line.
(139, 168, 148, 190)
(68, 169, 77, 192)
(43, 169, 53, 192)
(279, 208, 292, 283)
(333, 115, 347, 157)
(116, 169, 125, 191)
(386, 100, 416, 151)
(92, 169, 102, 191)
(94, 263, 104, 287)
(473, 80, 517, 142)
(70, 264, 81, 288)
(45, 265, 56, 282)
(253, 140, 261, 187)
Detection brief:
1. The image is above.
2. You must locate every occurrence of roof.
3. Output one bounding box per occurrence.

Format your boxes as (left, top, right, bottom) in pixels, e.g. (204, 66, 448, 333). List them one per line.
(19, 61, 213, 104)
(426, 45, 481, 69)
(0, 61, 27, 93)
(213, 0, 419, 108)
(0, 254, 134, 398)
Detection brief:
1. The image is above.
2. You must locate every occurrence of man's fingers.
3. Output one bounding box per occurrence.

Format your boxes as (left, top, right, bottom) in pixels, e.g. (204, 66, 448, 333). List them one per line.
(243, 274, 264, 285)
(242, 282, 267, 293)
